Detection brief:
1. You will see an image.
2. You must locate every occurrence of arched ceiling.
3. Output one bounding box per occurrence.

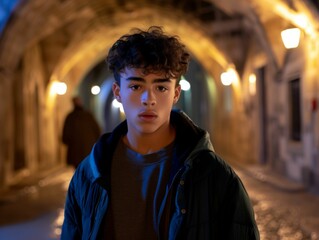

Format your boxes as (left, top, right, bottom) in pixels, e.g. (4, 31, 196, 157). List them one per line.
(0, 0, 318, 89)
(0, 0, 234, 78)
(47, 6, 227, 82)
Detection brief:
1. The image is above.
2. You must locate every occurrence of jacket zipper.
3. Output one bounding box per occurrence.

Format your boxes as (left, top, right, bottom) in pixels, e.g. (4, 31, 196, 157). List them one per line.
(157, 166, 185, 240)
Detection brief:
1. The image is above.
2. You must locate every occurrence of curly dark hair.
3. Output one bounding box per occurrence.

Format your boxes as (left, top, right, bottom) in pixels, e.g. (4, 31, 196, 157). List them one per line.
(106, 26, 190, 84)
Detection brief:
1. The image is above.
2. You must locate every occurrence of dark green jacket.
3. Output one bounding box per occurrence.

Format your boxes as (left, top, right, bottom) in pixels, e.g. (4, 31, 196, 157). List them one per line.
(61, 110, 260, 239)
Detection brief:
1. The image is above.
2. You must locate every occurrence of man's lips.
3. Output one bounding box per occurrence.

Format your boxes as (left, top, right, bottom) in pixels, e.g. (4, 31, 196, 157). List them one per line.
(138, 112, 157, 120)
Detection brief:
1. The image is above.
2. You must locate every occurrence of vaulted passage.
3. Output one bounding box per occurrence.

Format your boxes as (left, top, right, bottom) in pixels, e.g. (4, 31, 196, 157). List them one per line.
(1, 0, 319, 193)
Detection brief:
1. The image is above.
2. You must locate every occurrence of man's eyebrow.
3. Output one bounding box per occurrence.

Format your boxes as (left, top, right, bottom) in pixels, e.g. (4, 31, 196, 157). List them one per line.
(126, 77, 144, 81)
(153, 78, 171, 83)
(125, 77, 172, 83)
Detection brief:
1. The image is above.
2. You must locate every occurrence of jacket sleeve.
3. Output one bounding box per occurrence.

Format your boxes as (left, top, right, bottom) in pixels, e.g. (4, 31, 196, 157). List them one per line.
(61, 175, 82, 240)
(219, 165, 260, 240)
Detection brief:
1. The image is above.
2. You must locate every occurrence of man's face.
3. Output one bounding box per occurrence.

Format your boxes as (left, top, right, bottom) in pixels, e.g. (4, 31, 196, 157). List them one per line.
(112, 67, 181, 136)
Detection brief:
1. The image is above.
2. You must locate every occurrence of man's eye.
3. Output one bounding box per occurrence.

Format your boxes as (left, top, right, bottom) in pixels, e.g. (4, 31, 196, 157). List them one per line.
(129, 85, 140, 90)
(157, 86, 168, 92)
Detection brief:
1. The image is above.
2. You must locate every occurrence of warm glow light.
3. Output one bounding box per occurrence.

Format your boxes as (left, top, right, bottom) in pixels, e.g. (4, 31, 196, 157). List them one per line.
(295, 14, 308, 30)
(180, 79, 191, 91)
(221, 72, 232, 86)
(91, 85, 100, 95)
(112, 99, 124, 113)
(221, 67, 238, 86)
(281, 28, 301, 49)
(249, 74, 256, 95)
(52, 81, 67, 95)
(273, 4, 314, 37)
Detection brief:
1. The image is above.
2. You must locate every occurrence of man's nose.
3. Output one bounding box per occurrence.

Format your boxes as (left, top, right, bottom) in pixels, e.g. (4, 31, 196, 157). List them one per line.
(141, 90, 156, 106)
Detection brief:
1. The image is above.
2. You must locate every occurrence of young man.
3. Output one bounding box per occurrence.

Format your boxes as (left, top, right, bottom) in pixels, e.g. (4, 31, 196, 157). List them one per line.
(61, 26, 260, 239)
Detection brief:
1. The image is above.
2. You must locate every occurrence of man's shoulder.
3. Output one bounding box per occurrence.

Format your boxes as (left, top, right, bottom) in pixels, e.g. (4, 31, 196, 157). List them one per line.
(74, 132, 115, 179)
(191, 150, 236, 179)
(194, 150, 230, 167)
(71, 156, 95, 185)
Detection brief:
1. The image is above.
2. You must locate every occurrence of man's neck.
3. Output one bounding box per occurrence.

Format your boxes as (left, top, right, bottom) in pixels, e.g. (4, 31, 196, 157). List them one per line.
(123, 126, 176, 155)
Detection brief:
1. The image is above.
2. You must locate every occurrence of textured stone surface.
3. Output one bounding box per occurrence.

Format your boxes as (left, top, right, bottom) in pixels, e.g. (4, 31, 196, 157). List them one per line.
(0, 0, 319, 196)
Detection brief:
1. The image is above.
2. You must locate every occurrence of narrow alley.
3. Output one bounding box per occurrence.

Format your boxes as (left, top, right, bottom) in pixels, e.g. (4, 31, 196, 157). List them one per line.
(0, 163, 318, 240)
(1, 1, 319, 239)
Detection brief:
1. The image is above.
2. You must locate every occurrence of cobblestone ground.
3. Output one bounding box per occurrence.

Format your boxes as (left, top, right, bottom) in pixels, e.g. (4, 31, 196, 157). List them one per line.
(253, 198, 314, 240)
(0, 166, 318, 240)
(235, 167, 319, 240)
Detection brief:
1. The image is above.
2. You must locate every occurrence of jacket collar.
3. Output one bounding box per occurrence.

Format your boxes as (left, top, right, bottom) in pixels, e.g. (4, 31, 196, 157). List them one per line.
(88, 109, 213, 183)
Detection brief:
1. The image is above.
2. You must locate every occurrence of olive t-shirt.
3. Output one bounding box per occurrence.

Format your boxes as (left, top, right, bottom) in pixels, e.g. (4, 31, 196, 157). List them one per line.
(103, 138, 174, 239)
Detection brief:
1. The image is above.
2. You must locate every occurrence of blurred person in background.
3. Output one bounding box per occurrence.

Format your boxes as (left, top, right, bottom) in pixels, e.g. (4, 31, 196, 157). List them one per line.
(62, 96, 101, 168)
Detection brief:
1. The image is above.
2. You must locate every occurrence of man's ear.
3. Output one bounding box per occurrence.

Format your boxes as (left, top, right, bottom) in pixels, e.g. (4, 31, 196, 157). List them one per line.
(173, 84, 182, 104)
(112, 82, 122, 103)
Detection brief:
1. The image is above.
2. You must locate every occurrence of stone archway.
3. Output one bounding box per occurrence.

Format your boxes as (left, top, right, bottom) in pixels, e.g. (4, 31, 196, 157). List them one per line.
(0, 2, 232, 185)
(1, 0, 319, 189)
